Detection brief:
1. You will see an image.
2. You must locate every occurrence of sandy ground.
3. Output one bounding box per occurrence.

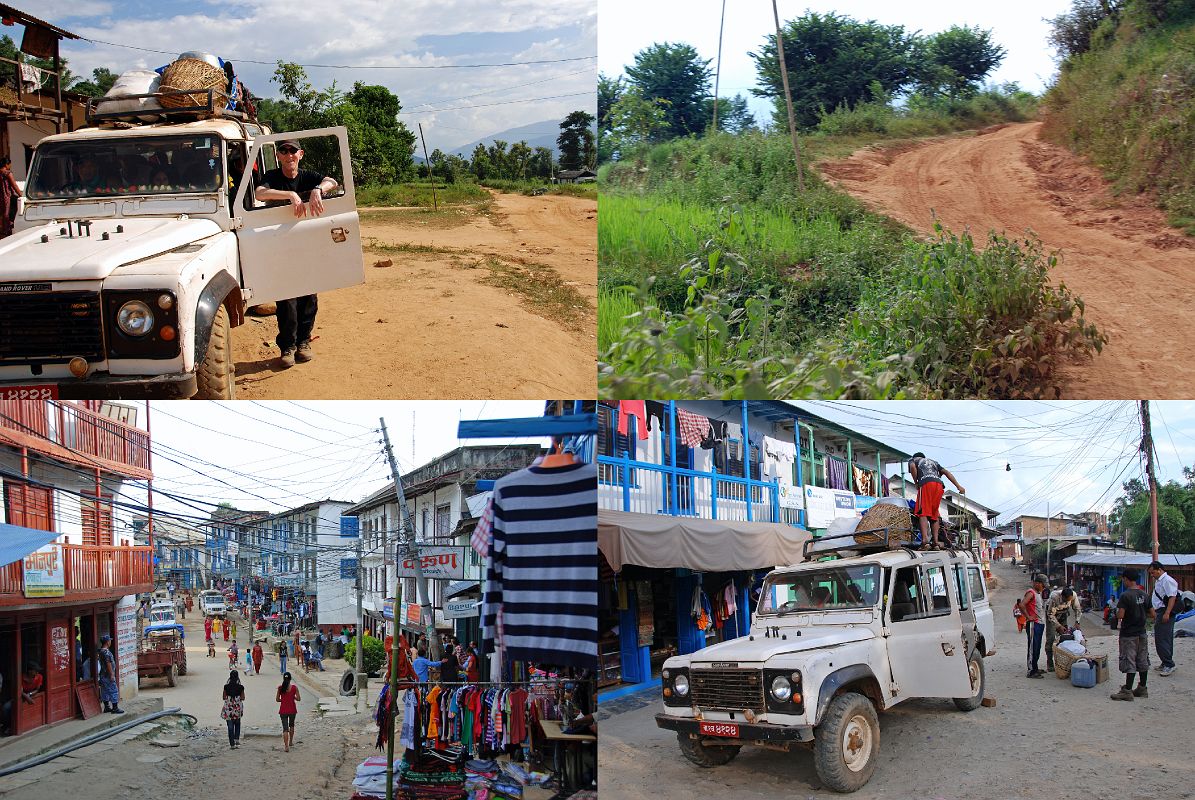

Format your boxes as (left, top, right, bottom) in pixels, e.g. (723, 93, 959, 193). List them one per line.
(597, 558, 1195, 799)
(820, 121, 1195, 399)
(229, 190, 597, 399)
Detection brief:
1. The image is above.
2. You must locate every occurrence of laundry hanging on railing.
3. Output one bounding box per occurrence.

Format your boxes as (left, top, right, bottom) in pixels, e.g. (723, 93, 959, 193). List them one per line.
(691, 584, 712, 631)
(763, 436, 800, 509)
(676, 408, 712, 448)
(616, 400, 648, 440)
(853, 466, 873, 496)
(826, 456, 848, 490)
(481, 461, 598, 668)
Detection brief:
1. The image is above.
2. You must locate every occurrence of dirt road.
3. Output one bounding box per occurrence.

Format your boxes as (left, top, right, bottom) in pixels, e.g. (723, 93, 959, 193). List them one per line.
(821, 121, 1195, 398)
(598, 558, 1195, 799)
(230, 190, 596, 399)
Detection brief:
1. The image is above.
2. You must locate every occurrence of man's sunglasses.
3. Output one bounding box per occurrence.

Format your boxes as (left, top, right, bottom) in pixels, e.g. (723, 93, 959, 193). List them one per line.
(277, 147, 299, 154)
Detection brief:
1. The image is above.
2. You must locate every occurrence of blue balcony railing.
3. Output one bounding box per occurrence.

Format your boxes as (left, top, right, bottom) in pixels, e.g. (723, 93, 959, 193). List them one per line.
(597, 453, 800, 525)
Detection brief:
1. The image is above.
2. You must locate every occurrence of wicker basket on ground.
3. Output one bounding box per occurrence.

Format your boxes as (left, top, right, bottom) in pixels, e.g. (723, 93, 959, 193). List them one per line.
(159, 58, 228, 109)
(854, 502, 916, 547)
(1053, 644, 1084, 678)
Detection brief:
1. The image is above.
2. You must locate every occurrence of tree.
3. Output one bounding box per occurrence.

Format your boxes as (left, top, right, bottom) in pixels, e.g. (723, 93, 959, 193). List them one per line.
(916, 26, 1006, 97)
(529, 146, 555, 180)
(704, 94, 756, 134)
(487, 140, 510, 179)
(70, 67, 118, 98)
(624, 42, 713, 139)
(470, 143, 491, 181)
(1047, 0, 1124, 62)
(557, 110, 596, 170)
(605, 86, 670, 157)
(750, 12, 918, 128)
(508, 140, 532, 180)
(598, 73, 624, 133)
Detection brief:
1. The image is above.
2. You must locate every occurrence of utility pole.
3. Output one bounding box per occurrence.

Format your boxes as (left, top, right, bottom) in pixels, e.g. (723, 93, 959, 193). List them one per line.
(712, 0, 726, 133)
(380, 418, 435, 800)
(1045, 502, 1050, 585)
(771, 0, 805, 191)
(1140, 401, 1161, 560)
(354, 526, 366, 713)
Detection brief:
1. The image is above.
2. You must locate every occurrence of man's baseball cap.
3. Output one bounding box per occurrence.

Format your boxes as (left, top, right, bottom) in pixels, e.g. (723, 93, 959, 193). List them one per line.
(277, 139, 301, 150)
(100, 634, 112, 643)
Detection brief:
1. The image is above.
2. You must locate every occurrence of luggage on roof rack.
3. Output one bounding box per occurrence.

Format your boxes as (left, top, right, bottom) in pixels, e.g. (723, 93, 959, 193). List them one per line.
(85, 88, 255, 126)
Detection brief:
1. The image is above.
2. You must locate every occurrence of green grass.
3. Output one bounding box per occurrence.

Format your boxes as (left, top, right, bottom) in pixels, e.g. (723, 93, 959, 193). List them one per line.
(598, 286, 641, 354)
(356, 181, 488, 207)
(479, 179, 597, 199)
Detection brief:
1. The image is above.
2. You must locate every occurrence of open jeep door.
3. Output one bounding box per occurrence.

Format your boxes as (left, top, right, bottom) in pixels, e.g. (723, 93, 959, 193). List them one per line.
(232, 126, 364, 306)
(884, 562, 974, 698)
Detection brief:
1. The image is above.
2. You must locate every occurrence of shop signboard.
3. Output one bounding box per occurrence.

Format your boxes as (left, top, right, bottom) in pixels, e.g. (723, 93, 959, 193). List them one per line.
(444, 599, 480, 619)
(383, 599, 394, 620)
(854, 496, 879, 512)
(400, 600, 424, 628)
(115, 596, 138, 693)
(396, 546, 467, 580)
(23, 544, 64, 597)
(804, 486, 858, 529)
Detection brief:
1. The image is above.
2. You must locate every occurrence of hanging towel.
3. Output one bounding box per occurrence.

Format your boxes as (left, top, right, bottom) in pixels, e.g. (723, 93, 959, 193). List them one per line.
(19, 63, 45, 91)
(724, 582, 737, 616)
(616, 400, 648, 440)
(763, 435, 800, 508)
(852, 466, 873, 496)
(676, 408, 711, 448)
(827, 456, 848, 490)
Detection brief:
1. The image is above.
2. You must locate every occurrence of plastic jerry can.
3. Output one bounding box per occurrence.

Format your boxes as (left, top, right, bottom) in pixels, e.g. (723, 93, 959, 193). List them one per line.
(1071, 660, 1097, 688)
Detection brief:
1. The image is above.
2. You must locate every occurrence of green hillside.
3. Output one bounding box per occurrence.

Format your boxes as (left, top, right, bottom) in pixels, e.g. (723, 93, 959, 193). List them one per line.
(1042, 0, 1195, 232)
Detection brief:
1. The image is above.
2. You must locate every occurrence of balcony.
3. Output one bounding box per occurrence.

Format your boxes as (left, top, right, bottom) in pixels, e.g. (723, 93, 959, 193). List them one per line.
(0, 544, 154, 607)
(0, 400, 151, 479)
(597, 454, 799, 526)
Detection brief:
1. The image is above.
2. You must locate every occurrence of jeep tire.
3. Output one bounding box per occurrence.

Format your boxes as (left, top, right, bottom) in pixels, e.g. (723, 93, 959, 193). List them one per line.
(677, 733, 740, 767)
(814, 692, 879, 793)
(196, 304, 235, 399)
(167, 663, 178, 687)
(953, 649, 985, 711)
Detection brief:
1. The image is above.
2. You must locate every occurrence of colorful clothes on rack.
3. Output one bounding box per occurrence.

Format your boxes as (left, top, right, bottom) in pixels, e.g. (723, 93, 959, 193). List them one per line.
(675, 408, 711, 448)
(615, 400, 648, 440)
(482, 461, 597, 668)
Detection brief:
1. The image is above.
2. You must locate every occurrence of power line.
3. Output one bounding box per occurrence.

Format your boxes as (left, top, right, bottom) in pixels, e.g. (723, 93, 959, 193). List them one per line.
(399, 91, 593, 115)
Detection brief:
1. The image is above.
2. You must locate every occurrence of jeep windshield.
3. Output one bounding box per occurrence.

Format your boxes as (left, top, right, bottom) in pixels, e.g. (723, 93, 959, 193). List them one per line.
(26, 134, 225, 200)
(759, 564, 881, 616)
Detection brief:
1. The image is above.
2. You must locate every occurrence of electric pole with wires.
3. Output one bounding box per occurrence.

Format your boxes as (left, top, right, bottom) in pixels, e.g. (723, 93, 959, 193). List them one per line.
(1140, 401, 1161, 560)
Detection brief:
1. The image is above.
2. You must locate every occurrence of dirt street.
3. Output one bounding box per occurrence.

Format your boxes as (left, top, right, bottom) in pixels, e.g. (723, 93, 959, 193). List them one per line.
(597, 558, 1195, 799)
(230, 190, 597, 399)
(0, 612, 374, 800)
(821, 121, 1195, 399)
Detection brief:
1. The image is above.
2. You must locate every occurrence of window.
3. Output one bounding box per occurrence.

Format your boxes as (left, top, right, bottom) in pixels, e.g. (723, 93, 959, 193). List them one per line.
(4, 482, 54, 530)
(889, 566, 923, 622)
(435, 503, 451, 537)
(954, 565, 970, 611)
(968, 566, 987, 602)
(758, 564, 880, 613)
(925, 566, 951, 614)
(81, 492, 114, 547)
(661, 433, 694, 514)
(597, 404, 636, 484)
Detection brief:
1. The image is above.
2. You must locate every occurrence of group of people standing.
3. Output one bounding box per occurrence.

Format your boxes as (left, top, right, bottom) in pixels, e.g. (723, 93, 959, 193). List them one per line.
(220, 669, 301, 751)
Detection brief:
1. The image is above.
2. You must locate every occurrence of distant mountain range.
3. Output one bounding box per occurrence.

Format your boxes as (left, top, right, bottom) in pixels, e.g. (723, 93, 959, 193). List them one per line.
(448, 119, 563, 158)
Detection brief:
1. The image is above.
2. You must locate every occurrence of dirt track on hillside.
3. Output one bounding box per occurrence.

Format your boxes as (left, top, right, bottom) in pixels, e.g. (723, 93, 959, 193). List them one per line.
(228, 190, 596, 399)
(820, 121, 1195, 399)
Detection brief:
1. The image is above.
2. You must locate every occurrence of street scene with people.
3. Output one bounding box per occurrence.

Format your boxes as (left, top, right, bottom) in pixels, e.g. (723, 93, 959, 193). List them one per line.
(596, 400, 1195, 797)
(0, 400, 598, 799)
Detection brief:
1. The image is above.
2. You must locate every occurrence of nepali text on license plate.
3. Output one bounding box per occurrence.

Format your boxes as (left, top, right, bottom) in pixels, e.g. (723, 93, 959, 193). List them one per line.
(698, 721, 739, 738)
(0, 385, 59, 401)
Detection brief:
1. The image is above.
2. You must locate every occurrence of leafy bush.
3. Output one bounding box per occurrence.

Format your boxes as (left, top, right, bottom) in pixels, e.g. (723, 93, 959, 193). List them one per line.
(345, 634, 386, 677)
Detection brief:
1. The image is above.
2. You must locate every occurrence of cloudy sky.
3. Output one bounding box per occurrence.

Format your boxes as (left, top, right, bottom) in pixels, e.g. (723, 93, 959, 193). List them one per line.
(599, 0, 1074, 125)
(799, 401, 1195, 525)
(116, 400, 548, 528)
(32, 0, 595, 152)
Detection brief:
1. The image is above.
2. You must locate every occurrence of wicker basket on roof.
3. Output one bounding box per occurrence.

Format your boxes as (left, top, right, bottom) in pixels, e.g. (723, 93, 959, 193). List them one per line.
(159, 58, 229, 109)
(853, 502, 916, 546)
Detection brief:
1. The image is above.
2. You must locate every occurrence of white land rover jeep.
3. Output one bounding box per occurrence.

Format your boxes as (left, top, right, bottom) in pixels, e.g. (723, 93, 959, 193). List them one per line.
(656, 535, 995, 793)
(0, 99, 364, 399)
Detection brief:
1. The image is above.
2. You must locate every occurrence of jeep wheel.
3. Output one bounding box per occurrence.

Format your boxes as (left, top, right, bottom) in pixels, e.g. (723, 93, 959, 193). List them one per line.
(167, 664, 178, 687)
(677, 733, 740, 767)
(953, 650, 985, 711)
(814, 692, 879, 793)
(196, 304, 235, 399)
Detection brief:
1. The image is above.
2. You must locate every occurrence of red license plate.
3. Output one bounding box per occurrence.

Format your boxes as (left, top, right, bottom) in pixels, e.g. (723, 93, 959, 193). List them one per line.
(698, 721, 740, 738)
(0, 384, 59, 401)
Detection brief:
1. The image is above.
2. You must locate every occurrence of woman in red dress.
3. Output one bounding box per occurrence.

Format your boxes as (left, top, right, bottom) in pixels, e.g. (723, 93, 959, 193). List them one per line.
(276, 672, 301, 752)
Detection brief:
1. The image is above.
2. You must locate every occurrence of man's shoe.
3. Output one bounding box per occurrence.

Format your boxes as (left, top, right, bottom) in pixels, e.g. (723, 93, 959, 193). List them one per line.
(1028, 670, 1045, 679)
(1046, 660, 1055, 673)
(1159, 665, 1175, 677)
(295, 342, 314, 363)
(279, 348, 296, 368)
(1133, 686, 1149, 698)
(110, 706, 125, 714)
(1110, 688, 1134, 701)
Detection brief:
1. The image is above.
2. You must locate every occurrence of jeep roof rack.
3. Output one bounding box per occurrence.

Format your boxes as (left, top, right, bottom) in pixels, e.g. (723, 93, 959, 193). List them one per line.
(85, 88, 256, 126)
(802, 527, 918, 561)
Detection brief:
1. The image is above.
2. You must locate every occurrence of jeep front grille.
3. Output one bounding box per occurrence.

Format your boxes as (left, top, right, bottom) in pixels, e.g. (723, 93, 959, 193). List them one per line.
(690, 668, 765, 712)
(0, 292, 104, 363)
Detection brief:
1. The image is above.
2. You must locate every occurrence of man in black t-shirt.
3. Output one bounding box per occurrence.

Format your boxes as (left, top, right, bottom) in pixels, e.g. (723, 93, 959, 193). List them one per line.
(1111, 568, 1154, 701)
(254, 139, 339, 367)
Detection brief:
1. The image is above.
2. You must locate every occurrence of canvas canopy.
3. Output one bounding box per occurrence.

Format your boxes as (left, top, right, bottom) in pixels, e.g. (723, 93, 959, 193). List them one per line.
(0, 523, 62, 567)
(598, 509, 811, 572)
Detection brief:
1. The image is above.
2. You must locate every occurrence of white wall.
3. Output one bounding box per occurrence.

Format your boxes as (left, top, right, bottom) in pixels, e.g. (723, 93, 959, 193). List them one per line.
(314, 501, 358, 627)
(5, 119, 56, 180)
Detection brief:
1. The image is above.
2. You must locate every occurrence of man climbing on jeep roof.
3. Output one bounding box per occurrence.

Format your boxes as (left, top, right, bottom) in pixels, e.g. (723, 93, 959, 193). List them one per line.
(254, 139, 339, 369)
(908, 452, 966, 550)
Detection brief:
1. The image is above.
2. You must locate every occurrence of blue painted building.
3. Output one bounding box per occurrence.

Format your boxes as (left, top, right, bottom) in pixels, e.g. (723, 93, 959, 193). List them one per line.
(596, 400, 912, 692)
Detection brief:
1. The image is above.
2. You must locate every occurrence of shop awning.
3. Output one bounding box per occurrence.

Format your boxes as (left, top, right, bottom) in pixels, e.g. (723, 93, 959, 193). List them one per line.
(444, 580, 480, 599)
(598, 509, 811, 572)
(0, 523, 62, 567)
(1064, 552, 1195, 567)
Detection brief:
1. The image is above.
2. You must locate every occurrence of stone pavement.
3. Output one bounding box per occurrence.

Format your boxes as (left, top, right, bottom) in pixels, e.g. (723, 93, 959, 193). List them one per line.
(0, 695, 165, 773)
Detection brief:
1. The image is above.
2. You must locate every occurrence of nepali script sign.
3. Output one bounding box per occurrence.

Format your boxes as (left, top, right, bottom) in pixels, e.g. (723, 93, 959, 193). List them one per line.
(23, 544, 64, 597)
(396, 547, 467, 580)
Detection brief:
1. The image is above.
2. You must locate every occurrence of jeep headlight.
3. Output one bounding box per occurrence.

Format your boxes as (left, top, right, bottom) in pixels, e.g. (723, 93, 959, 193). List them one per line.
(116, 300, 155, 337)
(770, 675, 792, 702)
(673, 673, 689, 697)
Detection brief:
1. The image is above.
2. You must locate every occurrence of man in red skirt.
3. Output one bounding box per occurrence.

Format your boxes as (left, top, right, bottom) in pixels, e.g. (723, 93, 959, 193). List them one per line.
(909, 452, 966, 549)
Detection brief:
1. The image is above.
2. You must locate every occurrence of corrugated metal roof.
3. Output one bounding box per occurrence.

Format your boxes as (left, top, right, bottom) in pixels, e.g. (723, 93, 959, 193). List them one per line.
(1063, 552, 1195, 567)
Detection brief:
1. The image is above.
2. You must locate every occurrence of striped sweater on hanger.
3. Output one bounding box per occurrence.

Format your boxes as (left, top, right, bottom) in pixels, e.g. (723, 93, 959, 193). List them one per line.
(481, 461, 597, 669)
